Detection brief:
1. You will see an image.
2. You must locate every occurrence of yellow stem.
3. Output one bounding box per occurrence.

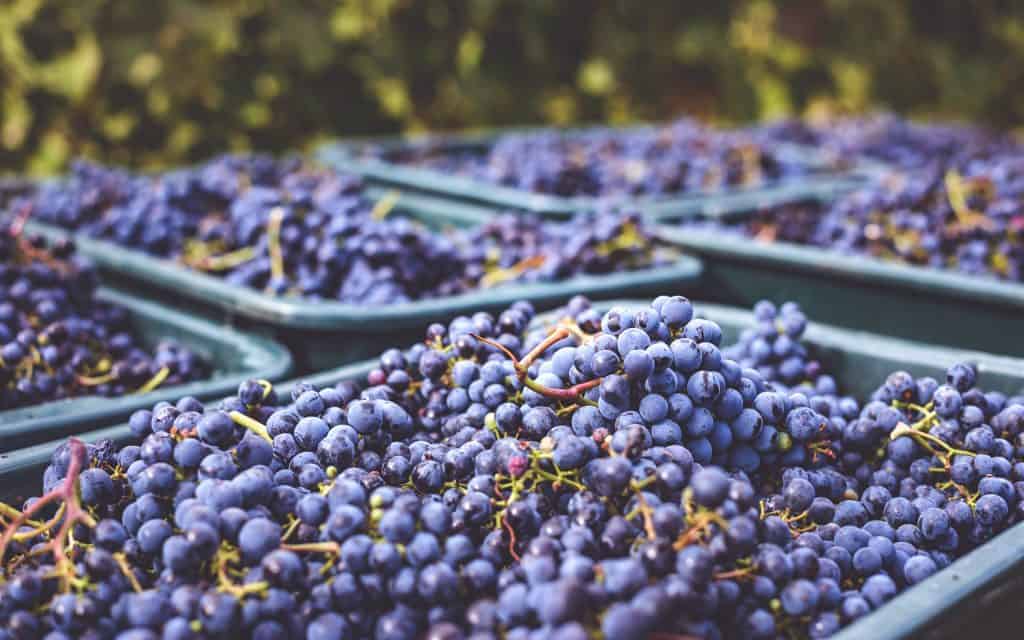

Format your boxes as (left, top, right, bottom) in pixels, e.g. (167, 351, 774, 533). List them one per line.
(480, 255, 547, 288)
(892, 422, 975, 459)
(944, 169, 995, 230)
(282, 542, 340, 554)
(267, 207, 286, 281)
(189, 246, 257, 272)
(0, 503, 43, 527)
(256, 379, 274, 401)
(114, 552, 144, 592)
(77, 372, 118, 387)
(228, 411, 272, 443)
(12, 504, 65, 542)
(634, 490, 657, 540)
(134, 367, 170, 395)
(371, 190, 401, 220)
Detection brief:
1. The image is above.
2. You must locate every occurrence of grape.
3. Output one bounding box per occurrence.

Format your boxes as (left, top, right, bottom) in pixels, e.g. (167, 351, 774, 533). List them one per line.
(20, 156, 674, 305)
(0, 217, 206, 409)
(903, 555, 939, 585)
(681, 116, 1024, 286)
(368, 118, 817, 199)
(3, 294, 1024, 639)
(757, 113, 1003, 171)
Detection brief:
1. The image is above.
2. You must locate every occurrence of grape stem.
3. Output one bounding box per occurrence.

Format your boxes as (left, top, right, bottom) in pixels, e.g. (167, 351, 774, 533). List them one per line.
(673, 510, 727, 550)
(370, 190, 401, 220)
(501, 513, 521, 562)
(281, 516, 301, 543)
(0, 439, 98, 593)
(521, 375, 602, 402)
(891, 422, 975, 460)
(114, 552, 144, 592)
(6, 203, 74, 273)
(187, 246, 257, 271)
(134, 366, 170, 395)
(77, 372, 118, 387)
(714, 566, 756, 581)
(266, 207, 286, 281)
(281, 541, 340, 554)
(518, 327, 571, 374)
(472, 329, 602, 407)
(633, 488, 658, 540)
(480, 255, 547, 288)
(945, 169, 996, 231)
(229, 411, 273, 443)
(214, 545, 269, 597)
(8, 202, 32, 238)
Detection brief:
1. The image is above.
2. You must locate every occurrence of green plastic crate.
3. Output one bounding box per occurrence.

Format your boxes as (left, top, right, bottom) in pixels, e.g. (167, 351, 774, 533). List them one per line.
(0, 287, 292, 451)
(315, 125, 874, 221)
(0, 300, 1022, 639)
(25, 190, 703, 373)
(656, 205, 1024, 356)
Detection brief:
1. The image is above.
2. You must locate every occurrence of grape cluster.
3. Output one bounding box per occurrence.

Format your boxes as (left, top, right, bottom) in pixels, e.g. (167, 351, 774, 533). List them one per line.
(369, 119, 815, 199)
(25, 156, 297, 256)
(678, 143, 1024, 283)
(810, 155, 1024, 280)
(3, 294, 1023, 639)
(697, 199, 829, 246)
(756, 114, 1006, 171)
(0, 177, 34, 212)
(0, 216, 206, 410)
(21, 157, 671, 305)
(725, 301, 827, 390)
(457, 212, 670, 287)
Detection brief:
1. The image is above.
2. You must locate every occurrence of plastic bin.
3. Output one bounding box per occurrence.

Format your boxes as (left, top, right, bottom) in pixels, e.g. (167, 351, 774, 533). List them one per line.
(657, 206, 1024, 356)
(0, 300, 1021, 638)
(0, 287, 292, 451)
(25, 190, 704, 373)
(315, 126, 873, 221)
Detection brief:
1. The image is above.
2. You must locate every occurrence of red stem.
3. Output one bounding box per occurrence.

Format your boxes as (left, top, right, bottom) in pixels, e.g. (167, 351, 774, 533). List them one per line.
(0, 439, 92, 574)
(8, 202, 32, 238)
(501, 514, 521, 562)
(518, 327, 570, 373)
(522, 376, 601, 400)
(475, 329, 602, 404)
(471, 334, 520, 367)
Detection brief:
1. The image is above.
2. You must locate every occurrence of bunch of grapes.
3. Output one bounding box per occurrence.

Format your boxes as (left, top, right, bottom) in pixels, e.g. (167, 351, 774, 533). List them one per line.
(20, 157, 673, 305)
(368, 118, 815, 199)
(724, 300, 828, 390)
(678, 139, 1024, 283)
(0, 214, 206, 410)
(756, 114, 1007, 171)
(3, 293, 1022, 638)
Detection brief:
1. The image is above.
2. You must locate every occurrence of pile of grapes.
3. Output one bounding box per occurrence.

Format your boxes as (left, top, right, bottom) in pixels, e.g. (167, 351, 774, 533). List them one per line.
(3, 293, 1021, 639)
(363, 118, 817, 199)
(0, 214, 207, 411)
(0, 177, 34, 212)
(756, 113, 1005, 171)
(679, 116, 1024, 283)
(20, 158, 673, 305)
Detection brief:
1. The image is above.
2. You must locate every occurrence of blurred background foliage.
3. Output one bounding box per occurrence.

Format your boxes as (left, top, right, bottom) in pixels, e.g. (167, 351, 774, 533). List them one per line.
(2, 0, 1023, 175)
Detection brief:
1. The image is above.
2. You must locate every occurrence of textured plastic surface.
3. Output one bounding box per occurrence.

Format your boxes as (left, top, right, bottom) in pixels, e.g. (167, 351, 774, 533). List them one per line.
(24, 190, 703, 372)
(658, 213, 1024, 356)
(316, 126, 871, 220)
(0, 301, 1022, 638)
(0, 288, 292, 451)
